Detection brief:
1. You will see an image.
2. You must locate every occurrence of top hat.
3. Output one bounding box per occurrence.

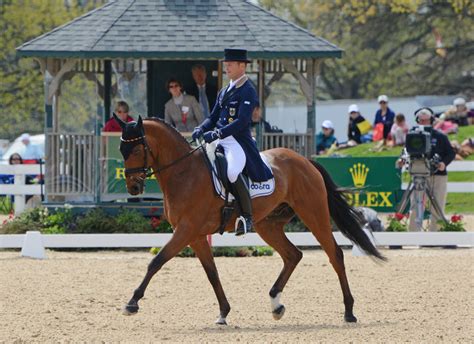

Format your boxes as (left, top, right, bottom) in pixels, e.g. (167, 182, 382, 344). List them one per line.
(223, 48, 251, 63)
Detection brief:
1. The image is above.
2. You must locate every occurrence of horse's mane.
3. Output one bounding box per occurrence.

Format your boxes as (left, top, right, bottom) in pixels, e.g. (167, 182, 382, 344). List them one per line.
(143, 117, 191, 148)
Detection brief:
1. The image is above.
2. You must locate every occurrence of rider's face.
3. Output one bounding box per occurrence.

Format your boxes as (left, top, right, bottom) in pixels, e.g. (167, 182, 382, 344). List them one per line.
(224, 61, 246, 81)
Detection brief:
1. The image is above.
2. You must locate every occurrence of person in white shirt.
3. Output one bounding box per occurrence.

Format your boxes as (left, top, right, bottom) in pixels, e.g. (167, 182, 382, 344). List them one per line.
(20, 133, 42, 161)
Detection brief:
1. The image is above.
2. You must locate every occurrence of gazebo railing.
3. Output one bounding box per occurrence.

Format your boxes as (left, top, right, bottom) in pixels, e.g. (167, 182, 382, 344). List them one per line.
(262, 131, 314, 158)
(45, 133, 96, 200)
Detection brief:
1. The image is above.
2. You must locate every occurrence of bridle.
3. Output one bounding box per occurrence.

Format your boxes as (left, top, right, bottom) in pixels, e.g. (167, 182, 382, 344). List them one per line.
(121, 134, 203, 182)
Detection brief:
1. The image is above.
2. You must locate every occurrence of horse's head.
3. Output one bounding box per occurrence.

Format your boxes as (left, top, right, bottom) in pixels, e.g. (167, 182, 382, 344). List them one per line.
(114, 113, 155, 196)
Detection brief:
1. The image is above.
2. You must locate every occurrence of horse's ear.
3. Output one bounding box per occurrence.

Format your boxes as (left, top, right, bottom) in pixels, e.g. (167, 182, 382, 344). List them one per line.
(113, 112, 127, 130)
(137, 115, 143, 128)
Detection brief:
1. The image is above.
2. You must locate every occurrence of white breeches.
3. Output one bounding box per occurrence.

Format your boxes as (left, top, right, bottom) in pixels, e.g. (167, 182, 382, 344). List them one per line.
(217, 136, 246, 183)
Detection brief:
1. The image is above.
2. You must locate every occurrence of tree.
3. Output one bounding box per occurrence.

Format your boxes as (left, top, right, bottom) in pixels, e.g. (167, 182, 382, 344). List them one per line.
(0, 0, 103, 140)
(259, 0, 474, 99)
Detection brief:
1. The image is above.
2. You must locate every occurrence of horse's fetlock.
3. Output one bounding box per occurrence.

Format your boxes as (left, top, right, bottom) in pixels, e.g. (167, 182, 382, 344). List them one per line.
(269, 288, 281, 299)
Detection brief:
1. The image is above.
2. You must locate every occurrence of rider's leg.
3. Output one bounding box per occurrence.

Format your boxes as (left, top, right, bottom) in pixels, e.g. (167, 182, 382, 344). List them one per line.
(217, 136, 251, 235)
(232, 173, 253, 236)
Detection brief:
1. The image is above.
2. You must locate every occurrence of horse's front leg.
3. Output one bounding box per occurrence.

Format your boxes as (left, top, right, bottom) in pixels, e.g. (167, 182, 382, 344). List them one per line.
(123, 230, 192, 315)
(190, 237, 231, 325)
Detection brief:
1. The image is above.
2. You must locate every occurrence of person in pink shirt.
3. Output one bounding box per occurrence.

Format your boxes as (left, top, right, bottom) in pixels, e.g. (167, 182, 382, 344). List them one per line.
(389, 113, 409, 146)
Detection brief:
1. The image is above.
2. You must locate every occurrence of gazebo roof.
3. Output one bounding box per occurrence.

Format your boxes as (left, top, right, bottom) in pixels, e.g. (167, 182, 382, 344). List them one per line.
(17, 0, 341, 59)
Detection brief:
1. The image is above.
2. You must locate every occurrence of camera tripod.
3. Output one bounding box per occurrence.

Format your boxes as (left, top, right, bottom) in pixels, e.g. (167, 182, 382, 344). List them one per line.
(397, 171, 448, 230)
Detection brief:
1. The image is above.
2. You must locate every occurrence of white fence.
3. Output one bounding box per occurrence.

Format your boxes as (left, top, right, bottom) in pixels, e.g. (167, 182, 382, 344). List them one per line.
(402, 161, 474, 193)
(1, 232, 472, 250)
(0, 164, 42, 214)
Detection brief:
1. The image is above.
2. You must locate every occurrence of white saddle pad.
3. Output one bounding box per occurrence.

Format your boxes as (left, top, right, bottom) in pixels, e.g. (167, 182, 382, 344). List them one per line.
(205, 141, 275, 200)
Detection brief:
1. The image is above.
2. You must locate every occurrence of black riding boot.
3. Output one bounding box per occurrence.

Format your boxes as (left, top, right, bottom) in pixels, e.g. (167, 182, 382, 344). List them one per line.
(232, 174, 253, 236)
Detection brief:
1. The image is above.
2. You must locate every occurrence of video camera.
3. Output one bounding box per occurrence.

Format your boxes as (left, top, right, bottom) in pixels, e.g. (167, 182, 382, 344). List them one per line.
(404, 126, 440, 176)
(405, 126, 431, 158)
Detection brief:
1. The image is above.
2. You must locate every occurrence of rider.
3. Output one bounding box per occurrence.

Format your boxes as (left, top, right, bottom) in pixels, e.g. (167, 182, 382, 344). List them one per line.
(192, 48, 273, 236)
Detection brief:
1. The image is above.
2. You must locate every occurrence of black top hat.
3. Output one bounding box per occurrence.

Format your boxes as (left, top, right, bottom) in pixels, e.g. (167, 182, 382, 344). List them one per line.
(223, 48, 251, 63)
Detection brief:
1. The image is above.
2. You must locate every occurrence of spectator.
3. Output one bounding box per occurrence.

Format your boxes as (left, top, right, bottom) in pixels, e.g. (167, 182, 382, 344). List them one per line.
(9, 153, 23, 165)
(373, 95, 395, 144)
(434, 114, 458, 135)
(188, 64, 218, 119)
(19, 133, 42, 162)
(389, 113, 409, 146)
(104, 100, 135, 132)
(316, 120, 338, 154)
(164, 78, 203, 132)
(444, 97, 469, 126)
(347, 104, 371, 145)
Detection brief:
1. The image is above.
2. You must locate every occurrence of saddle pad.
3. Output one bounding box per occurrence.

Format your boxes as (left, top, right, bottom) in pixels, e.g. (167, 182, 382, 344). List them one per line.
(206, 142, 275, 200)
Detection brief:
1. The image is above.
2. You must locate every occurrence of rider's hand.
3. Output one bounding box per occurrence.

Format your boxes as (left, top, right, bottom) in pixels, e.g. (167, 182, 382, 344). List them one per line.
(203, 130, 219, 143)
(192, 127, 203, 141)
(438, 162, 446, 171)
(396, 158, 405, 168)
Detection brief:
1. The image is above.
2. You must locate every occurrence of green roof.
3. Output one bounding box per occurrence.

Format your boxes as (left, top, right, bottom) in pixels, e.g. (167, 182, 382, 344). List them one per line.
(17, 0, 342, 59)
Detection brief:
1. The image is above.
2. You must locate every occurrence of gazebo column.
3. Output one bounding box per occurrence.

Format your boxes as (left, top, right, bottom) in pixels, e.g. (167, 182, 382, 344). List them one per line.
(281, 58, 321, 156)
(36, 58, 76, 201)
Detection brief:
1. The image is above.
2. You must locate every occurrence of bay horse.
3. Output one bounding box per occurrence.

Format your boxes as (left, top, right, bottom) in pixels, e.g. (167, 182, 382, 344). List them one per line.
(115, 114, 385, 325)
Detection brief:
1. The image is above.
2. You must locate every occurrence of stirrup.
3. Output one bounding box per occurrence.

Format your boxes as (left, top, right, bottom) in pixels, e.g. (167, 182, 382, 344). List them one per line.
(235, 216, 251, 236)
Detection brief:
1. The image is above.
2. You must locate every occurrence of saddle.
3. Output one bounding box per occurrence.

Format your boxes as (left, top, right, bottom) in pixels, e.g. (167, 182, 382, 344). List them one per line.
(202, 141, 275, 234)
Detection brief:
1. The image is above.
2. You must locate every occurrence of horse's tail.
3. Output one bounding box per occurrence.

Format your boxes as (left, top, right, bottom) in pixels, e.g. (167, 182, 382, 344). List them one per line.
(310, 160, 386, 261)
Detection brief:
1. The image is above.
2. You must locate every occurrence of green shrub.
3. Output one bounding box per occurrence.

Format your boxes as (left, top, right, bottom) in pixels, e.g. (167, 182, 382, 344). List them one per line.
(74, 208, 116, 233)
(0, 207, 46, 234)
(284, 217, 308, 232)
(252, 246, 274, 256)
(115, 209, 154, 233)
(43, 208, 72, 234)
(151, 217, 173, 233)
(150, 246, 274, 257)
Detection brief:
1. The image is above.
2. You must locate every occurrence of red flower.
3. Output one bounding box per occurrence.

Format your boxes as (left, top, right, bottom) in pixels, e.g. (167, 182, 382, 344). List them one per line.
(394, 213, 405, 221)
(150, 216, 161, 229)
(451, 214, 463, 223)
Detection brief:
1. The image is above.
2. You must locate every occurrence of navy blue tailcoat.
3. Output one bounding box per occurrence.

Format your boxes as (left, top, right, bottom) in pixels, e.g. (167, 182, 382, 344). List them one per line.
(199, 76, 273, 182)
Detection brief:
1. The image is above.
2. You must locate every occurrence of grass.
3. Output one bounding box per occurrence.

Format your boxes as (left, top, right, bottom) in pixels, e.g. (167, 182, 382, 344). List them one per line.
(0, 196, 12, 215)
(336, 125, 474, 160)
(402, 171, 474, 183)
(446, 193, 474, 214)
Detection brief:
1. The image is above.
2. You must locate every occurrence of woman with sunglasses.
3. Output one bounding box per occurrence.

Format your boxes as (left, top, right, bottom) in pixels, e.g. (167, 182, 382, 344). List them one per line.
(164, 78, 203, 132)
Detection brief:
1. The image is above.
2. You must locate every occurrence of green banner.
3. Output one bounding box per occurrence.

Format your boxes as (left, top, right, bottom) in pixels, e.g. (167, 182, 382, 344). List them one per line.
(103, 135, 162, 198)
(315, 157, 402, 212)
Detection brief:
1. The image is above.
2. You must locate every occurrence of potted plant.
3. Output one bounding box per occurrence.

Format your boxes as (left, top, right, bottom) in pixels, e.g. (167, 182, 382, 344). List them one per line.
(439, 214, 466, 232)
(386, 212, 408, 232)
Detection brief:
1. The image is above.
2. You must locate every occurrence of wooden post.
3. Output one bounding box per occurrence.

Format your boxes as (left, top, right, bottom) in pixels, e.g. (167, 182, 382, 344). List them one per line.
(306, 58, 316, 133)
(104, 60, 112, 122)
(256, 59, 265, 149)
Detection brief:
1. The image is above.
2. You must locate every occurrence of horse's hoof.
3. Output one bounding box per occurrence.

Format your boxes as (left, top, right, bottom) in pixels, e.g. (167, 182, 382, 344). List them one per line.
(272, 305, 286, 320)
(215, 316, 227, 325)
(344, 313, 357, 323)
(122, 303, 139, 316)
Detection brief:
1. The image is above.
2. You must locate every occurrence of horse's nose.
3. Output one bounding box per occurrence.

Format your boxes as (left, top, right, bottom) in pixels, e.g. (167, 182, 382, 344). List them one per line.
(130, 184, 140, 194)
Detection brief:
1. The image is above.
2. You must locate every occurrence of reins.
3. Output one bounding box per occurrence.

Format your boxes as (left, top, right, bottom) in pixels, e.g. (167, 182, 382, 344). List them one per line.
(121, 134, 203, 178)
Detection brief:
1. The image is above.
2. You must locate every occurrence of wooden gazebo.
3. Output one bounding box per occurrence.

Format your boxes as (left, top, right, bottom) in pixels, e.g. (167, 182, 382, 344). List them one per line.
(17, 0, 342, 203)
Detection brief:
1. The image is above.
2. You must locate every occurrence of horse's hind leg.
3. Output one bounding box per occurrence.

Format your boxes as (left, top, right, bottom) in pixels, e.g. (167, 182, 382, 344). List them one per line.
(255, 219, 302, 320)
(123, 230, 192, 315)
(295, 204, 357, 322)
(190, 237, 231, 325)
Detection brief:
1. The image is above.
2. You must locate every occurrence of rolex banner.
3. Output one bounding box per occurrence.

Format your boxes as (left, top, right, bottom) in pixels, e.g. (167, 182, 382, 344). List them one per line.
(102, 134, 162, 201)
(315, 157, 402, 212)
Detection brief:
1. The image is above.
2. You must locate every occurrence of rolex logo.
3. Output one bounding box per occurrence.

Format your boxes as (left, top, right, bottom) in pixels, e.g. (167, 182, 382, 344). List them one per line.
(349, 163, 369, 188)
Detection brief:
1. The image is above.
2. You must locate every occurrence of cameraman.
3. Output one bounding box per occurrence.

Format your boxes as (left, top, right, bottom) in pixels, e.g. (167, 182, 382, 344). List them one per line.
(398, 108, 455, 231)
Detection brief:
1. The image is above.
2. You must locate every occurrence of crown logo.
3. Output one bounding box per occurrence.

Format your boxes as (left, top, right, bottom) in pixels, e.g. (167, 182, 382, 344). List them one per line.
(349, 163, 369, 188)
